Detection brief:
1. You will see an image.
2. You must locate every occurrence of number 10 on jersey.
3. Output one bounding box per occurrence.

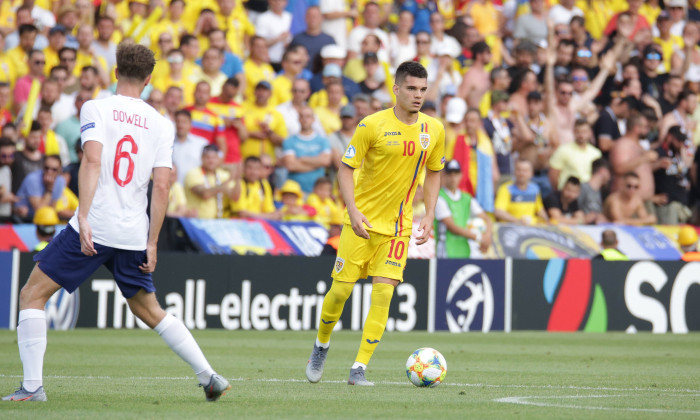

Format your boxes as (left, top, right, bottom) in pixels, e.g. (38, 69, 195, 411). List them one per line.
(113, 135, 138, 187)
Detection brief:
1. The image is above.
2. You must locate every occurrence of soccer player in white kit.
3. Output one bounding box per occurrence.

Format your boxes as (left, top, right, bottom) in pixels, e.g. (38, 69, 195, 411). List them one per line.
(3, 43, 231, 402)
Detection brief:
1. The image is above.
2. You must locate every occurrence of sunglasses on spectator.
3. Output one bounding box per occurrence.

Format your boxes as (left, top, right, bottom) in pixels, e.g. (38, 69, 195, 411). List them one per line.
(167, 56, 184, 64)
(576, 50, 592, 58)
(626, 184, 640, 190)
(646, 53, 662, 60)
(0, 153, 14, 159)
(573, 75, 588, 82)
(416, 39, 430, 44)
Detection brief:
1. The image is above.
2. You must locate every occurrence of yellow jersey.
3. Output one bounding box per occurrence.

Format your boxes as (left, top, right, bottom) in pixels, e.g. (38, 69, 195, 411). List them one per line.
(341, 108, 445, 237)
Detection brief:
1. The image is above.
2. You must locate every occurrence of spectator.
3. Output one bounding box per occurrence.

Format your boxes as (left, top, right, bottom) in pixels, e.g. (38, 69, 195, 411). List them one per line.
(313, 79, 346, 135)
(12, 121, 43, 193)
(328, 104, 357, 170)
(163, 86, 184, 123)
(603, 171, 657, 225)
(241, 80, 288, 163)
(0, 138, 17, 222)
(639, 44, 665, 99)
(678, 225, 700, 261)
(217, 0, 255, 59)
(44, 25, 67, 74)
(255, 0, 292, 70)
(184, 145, 239, 219)
(458, 41, 492, 109)
(13, 49, 45, 114)
(152, 49, 193, 103)
(447, 108, 497, 213)
(279, 179, 314, 221)
(184, 81, 227, 157)
(231, 156, 279, 219)
(347, 2, 389, 61)
(579, 158, 612, 224)
(435, 160, 492, 258)
(63, 141, 82, 197)
(178, 34, 200, 84)
(58, 47, 79, 94)
(290, 6, 336, 71)
(14, 154, 66, 222)
(549, 119, 602, 191)
(512, 0, 548, 46)
(544, 176, 585, 224)
(593, 92, 635, 154)
(5, 7, 48, 52)
(654, 126, 692, 224)
(166, 164, 195, 218)
(306, 177, 341, 229)
(429, 11, 461, 58)
(208, 78, 247, 167)
(193, 48, 228, 97)
(0, 83, 12, 125)
(203, 28, 244, 82)
(75, 24, 109, 87)
(659, 88, 697, 141)
(242, 35, 276, 101)
(172, 109, 209, 186)
(271, 48, 306, 107)
(6, 24, 40, 80)
(37, 106, 69, 166)
(508, 68, 538, 118)
(277, 78, 325, 138)
(32, 206, 59, 252)
(657, 74, 683, 115)
(282, 105, 331, 193)
(388, 10, 416, 69)
(351, 92, 371, 121)
(610, 113, 656, 201)
(309, 45, 360, 100)
(594, 229, 629, 260)
(548, 0, 583, 26)
(319, 0, 357, 50)
(494, 158, 548, 225)
(483, 90, 514, 182)
(55, 89, 91, 164)
(92, 16, 117, 72)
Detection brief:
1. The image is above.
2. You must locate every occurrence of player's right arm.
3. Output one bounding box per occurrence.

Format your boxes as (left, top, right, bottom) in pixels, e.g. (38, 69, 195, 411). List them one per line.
(339, 119, 374, 239)
(77, 140, 102, 256)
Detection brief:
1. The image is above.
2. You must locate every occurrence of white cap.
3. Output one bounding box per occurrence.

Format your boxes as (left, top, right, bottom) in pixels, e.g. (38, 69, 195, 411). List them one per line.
(444, 97, 467, 123)
(436, 42, 460, 58)
(320, 44, 347, 60)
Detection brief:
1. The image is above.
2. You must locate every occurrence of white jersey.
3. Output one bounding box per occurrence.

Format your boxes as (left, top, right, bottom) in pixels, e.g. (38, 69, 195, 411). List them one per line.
(69, 95, 174, 250)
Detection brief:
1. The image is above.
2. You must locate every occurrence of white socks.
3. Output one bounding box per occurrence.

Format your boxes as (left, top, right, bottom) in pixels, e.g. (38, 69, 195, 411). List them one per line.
(315, 338, 329, 349)
(154, 314, 215, 385)
(17, 309, 47, 393)
(351, 362, 367, 370)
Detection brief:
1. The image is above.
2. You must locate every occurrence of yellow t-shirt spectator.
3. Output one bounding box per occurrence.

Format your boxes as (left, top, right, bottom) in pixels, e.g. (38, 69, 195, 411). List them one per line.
(231, 179, 276, 216)
(184, 167, 234, 219)
(243, 59, 275, 101)
(241, 103, 287, 163)
(306, 192, 340, 229)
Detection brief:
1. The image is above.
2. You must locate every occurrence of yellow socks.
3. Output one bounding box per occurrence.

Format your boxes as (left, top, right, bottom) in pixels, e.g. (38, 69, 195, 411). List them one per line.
(355, 282, 395, 366)
(317, 280, 354, 344)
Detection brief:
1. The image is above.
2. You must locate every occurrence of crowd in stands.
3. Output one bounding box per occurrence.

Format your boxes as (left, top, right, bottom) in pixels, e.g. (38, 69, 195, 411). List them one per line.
(1, 0, 700, 255)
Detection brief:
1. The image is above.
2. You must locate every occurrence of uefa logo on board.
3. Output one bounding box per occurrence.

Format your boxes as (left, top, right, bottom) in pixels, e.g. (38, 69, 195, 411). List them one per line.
(445, 264, 495, 332)
(44, 288, 80, 330)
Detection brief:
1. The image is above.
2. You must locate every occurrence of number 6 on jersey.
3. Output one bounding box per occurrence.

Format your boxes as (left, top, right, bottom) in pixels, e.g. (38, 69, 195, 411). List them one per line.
(113, 135, 138, 187)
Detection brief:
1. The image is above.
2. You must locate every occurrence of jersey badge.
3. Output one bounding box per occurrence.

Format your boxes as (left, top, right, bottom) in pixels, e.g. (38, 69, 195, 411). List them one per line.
(80, 122, 95, 133)
(419, 133, 430, 150)
(344, 145, 356, 159)
(334, 257, 345, 273)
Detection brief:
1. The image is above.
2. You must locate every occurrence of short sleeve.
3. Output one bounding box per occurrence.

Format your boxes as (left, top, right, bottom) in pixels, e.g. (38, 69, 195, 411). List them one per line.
(282, 136, 296, 155)
(470, 198, 484, 216)
(426, 121, 446, 172)
(79, 100, 104, 145)
(341, 119, 373, 168)
(494, 184, 511, 212)
(184, 167, 204, 191)
(271, 110, 288, 139)
(435, 195, 452, 221)
(548, 146, 565, 171)
(154, 120, 174, 169)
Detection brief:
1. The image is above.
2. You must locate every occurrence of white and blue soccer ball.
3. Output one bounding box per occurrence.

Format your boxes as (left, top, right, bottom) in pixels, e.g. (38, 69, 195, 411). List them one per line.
(405, 347, 447, 387)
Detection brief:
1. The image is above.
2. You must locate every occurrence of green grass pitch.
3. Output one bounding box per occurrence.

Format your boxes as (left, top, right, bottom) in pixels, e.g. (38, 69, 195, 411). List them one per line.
(1, 330, 699, 419)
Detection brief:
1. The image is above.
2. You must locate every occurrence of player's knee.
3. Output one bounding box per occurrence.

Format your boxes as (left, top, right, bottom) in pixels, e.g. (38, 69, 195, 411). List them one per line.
(328, 280, 354, 304)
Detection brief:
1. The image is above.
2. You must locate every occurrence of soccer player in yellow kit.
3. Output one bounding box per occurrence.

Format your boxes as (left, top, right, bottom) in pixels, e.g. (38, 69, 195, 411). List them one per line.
(306, 61, 445, 386)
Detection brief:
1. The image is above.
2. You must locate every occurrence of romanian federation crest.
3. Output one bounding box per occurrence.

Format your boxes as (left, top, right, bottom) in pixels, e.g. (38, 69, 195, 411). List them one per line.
(334, 257, 345, 273)
(419, 133, 430, 150)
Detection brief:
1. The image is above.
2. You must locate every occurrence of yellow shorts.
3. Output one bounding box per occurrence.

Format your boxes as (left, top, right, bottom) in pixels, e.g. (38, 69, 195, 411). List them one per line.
(331, 225, 409, 282)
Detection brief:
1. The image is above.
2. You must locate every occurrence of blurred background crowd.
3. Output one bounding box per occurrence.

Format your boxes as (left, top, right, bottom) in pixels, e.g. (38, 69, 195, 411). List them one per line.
(1, 0, 700, 255)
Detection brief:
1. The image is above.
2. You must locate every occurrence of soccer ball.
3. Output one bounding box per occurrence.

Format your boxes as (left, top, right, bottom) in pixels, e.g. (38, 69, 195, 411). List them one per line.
(405, 348, 447, 387)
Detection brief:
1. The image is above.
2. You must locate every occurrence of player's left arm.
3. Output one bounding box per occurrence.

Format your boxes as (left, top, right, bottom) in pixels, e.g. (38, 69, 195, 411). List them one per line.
(140, 166, 169, 273)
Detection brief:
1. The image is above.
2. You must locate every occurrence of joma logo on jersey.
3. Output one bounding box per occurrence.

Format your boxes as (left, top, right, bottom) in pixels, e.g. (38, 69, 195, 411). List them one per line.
(385, 260, 402, 267)
(384, 131, 402, 136)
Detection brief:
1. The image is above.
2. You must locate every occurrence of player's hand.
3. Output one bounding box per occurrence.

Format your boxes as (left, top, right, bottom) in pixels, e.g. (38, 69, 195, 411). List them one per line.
(140, 243, 158, 273)
(348, 208, 371, 239)
(415, 214, 434, 245)
(79, 219, 97, 256)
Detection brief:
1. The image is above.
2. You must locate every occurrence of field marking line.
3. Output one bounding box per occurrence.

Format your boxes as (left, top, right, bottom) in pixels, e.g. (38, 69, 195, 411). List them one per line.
(495, 394, 700, 415)
(1, 374, 699, 394)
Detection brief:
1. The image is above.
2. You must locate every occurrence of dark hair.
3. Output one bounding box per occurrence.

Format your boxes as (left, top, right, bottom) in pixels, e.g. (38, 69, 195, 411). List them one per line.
(202, 144, 220, 155)
(626, 112, 647, 130)
(116, 43, 156, 82)
(471, 41, 490, 57)
(601, 229, 618, 246)
(557, 39, 576, 50)
(591, 158, 610, 174)
(44, 154, 62, 167)
(81, 65, 98, 76)
(395, 61, 427, 85)
(58, 47, 77, 59)
(18, 24, 38, 36)
(28, 49, 43, 60)
(244, 156, 262, 165)
(30, 121, 42, 132)
(2, 122, 16, 131)
(96, 15, 114, 24)
(208, 28, 225, 39)
(570, 15, 585, 27)
(679, 88, 697, 103)
(511, 68, 534, 92)
(180, 34, 197, 47)
(223, 77, 239, 88)
(314, 177, 332, 187)
(49, 65, 68, 76)
(38, 105, 52, 115)
(564, 176, 581, 187)
(0, 137, 14, 148)
(574, 118, 589, 128)
(174, 109, 192, 119)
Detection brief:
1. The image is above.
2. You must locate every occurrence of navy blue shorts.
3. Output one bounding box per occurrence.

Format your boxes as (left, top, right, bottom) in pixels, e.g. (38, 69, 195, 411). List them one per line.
(34, 225, 155, 299)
